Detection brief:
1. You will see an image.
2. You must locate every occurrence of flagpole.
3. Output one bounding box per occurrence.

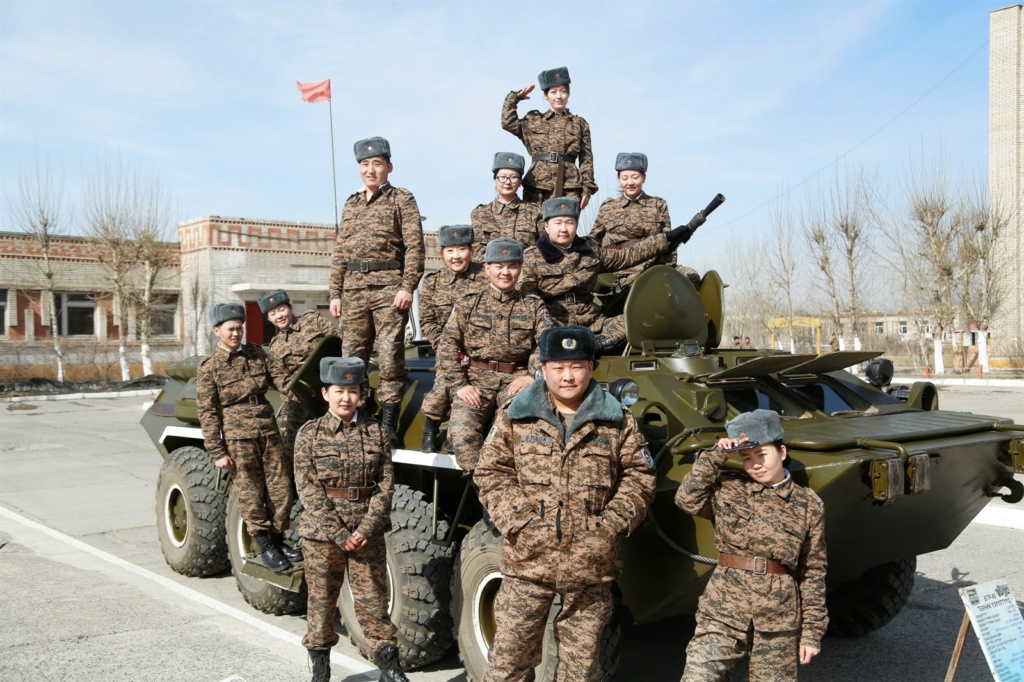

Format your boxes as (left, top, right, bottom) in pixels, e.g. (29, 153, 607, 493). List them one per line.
(328, 97, 339, 235)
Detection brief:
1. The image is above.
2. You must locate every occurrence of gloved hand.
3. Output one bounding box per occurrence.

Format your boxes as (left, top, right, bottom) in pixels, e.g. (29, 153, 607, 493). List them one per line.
(665, 210, 706, 248)
(594, 335, 617, 356)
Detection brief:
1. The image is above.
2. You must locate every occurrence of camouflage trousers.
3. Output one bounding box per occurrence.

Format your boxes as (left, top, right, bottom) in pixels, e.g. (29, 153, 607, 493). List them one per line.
(342, 285, 408, 404)
(279, 394, 312, 456)
(681, 615, 799, 682)
(228, 432, 294, 535)
(485, 577, 613, 682)
(421, 376, 452, 422)
(301, 535, 397, 653)
(523, 185, 583, 205)
(449, 373, 521, 471)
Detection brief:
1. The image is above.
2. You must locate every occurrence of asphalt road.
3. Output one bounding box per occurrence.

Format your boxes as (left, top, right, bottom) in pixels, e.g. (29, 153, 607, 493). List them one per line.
(0, 384, 1022, 682)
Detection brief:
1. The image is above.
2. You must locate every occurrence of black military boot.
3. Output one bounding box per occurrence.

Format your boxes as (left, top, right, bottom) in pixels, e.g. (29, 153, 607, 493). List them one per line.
(272, 532, 303, 564)
(421, 417, 441, 452)
(308, 648, 331, 682)
(381, 402, 401, 441)
(374, 644, 409, 682)
(253, 531, 291, 573)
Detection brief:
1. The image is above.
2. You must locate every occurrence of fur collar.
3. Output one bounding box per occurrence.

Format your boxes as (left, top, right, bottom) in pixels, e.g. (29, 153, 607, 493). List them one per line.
(508, 378, 624, 441)
(534, 233, 594, 264)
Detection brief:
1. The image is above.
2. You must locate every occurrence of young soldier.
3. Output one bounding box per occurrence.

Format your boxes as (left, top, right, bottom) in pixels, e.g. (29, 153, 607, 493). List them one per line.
(502, 67, 597, 208)
(469, 152, 544, 260)
(435, 237, 550, 472)
(196, 303, 296, 572)
(328, 136, 425, 436)
(475, 326, 656, 681)
(296, 357, 408, 682)
(675, 409, 828, 681)
(417, 225, 487, 452)
(260, 288, 339, 456)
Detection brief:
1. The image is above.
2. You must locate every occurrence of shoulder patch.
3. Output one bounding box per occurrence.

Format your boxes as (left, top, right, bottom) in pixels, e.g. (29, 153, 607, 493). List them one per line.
(806, 487, 825, 508)
(639, 444, 655, 469)
(541, 307, 553, 325)
(483, 423, 499, 446)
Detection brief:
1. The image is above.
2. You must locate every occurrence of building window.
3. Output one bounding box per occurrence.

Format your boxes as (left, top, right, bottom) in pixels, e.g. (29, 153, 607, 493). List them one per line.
(898, 320, 909, 335)
(919, 320, 932, 337)
(0, 289, 7, 336)
(874, 321, 884, 335)
(149, 302, 178, 337)
(58, 293, 96, 336)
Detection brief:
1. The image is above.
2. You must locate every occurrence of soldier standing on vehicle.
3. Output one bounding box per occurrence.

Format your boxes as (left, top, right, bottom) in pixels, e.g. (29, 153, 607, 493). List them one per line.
(260, 288, 339, 458)
(196, 303, 297, 573)
(469, 152, 544, 261)
(418, 225, 488, 452)
(501, 67, 597, 209)
(675, 409, 828, 681)
(436, 237, 550, 472)
(475, 325, 656, 682)
(521, 196, 697, 349)
(328, 136, 425, 438)
(296, 357, 408, 682)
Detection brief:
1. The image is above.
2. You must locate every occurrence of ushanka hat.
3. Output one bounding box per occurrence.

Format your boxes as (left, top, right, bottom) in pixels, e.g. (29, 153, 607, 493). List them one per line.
(538, 66, 571, 91)
(492, 152, 526, 174)
(538, 325, 596, 363)
(354, 136, 391, 162)
(320, 357, 366, 386)
(484, 237, 524, 263)
(438, 225, 474, 248)
(257, 289, 291, 314)
(209, 303, 245, 327)
(723, 409, 785, 452)
(542, 196, 580, 221)
(615, 152, 648, 173)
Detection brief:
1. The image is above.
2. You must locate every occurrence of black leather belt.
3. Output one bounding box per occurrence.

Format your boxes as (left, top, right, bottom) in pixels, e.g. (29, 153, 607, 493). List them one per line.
(532, 152, 576, 164)
(347, 259, 401, 273)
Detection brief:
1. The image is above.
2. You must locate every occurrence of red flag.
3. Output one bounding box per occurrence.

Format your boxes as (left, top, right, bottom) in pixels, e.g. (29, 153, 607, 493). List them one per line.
(297, 79, 331, 103)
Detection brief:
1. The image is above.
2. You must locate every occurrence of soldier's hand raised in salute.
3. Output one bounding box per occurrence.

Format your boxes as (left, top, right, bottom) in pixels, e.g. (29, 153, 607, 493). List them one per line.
(517, 84, 535, 101)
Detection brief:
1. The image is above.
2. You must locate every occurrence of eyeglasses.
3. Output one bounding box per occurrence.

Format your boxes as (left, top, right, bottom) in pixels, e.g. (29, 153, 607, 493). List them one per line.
(495, 175, 521, 184)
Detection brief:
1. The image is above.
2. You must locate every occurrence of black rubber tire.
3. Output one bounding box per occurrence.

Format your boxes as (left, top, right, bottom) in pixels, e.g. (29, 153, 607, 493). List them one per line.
(226, 486, 306, 615)
(827, 557, 916, 637)
(339, 484, 454, 669)
(155, 446, 229, 577)
(451, 520, 621, 682)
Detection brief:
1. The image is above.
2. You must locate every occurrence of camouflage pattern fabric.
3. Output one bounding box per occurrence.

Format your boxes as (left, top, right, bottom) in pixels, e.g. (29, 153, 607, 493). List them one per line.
(588, 193, 679, 286)
(329, 182, 425, 299)
(228, 433, 294, 534)
(341, 286, 409, 405)
(470, 197, 544, 262)
(301, 535, 396, 653)
(682, 617, 799, 682)
(675, 445, 828, 672)
(278, 395, 312, 456)
(484, 577, 613, 682)
(421, 381, 452, 423)
(447, 379, 515, 471)
(501, 91, 597, 200)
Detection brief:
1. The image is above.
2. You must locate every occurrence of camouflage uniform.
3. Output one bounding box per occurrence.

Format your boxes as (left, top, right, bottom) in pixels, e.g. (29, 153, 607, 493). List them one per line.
(475, 379, 656, 682)
(196, 343, 293, 535)
(470, 197, 544, 262)
(436, 287, 550, 471)
(418, 262, 488, 422)
(267, 311, 339, 452)
(589, 193, 681, 287)
(329, 182, 425, 404)
(295, 410, 397, 654)
(501, 91, 597, 204)
(675, 446, 828, 681)
(520, 232, 669, 344)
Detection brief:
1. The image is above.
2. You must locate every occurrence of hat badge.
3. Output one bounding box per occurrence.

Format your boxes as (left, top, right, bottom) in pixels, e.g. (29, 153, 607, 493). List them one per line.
(453, 231, 460, 238)
(560, 203, 567, 209)
(502, 248, 510, 255)
(556, 72, 562, 78)
(625, 159, 632, 166)
(562, 338, 577, 349)
(345, 372, 353, 380)
(739, 431, 747, 439)
(507, 156, 513, 162)
(368, 145, 374, 151)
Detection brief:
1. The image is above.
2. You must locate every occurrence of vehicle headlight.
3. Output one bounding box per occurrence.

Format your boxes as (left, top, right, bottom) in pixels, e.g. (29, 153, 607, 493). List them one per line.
(865, 358, 894, 388)
(610, 379, 640, 407)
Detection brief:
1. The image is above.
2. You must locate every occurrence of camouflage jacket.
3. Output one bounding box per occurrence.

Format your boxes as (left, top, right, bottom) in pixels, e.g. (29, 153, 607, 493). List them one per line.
(329, 182, 425, 298)
(501, 91, 597, 196)
(589, 193, 675, 285)
(520, 232, 669, 325)
(675, 447, 828, 648)
(267, 311, 339, 388)
(418, 262, 487, 347)
(293, 410, 395, 544)
(196, 344, 287, 460)
(476, 379, 656, 588)
(436, 287, 550, 391)
(470, 197, 544, 262)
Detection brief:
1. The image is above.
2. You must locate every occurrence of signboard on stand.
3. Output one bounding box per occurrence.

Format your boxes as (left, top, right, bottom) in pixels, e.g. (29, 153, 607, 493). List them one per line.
(957, 580, 1024, 681)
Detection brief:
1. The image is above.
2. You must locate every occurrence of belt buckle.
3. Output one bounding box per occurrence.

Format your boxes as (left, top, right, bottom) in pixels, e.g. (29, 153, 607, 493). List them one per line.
(248, 396, 259, 407)
(564, 293, 576, 305)
(347, 487, 360, 501)
(753, 557, 768, 575)
(488, 360, 499, 371)
(359, 260, 370, 273)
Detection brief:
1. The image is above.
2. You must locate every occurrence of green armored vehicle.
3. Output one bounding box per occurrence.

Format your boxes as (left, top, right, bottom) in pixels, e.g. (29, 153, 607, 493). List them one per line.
(141, 265, 1024, 680)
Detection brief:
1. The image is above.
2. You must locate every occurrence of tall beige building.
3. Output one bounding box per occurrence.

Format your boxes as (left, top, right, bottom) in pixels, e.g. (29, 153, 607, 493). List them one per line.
(990, 5, 1023, 353)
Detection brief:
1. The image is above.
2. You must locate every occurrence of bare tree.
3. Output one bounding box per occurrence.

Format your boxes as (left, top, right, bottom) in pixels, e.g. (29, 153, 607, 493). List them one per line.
(765, 196, 799, 352)
(7, 161, 67, 382)
(802, 189, 843, 344)
(131, 179, 176, 376)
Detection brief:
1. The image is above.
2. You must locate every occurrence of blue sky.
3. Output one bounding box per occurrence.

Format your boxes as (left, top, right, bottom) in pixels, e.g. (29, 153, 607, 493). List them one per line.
(0, 0, 998, 275)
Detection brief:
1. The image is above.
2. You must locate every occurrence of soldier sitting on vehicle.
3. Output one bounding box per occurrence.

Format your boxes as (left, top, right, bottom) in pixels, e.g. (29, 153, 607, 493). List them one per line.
(418, 225, 488, 452)
(196, 303, 298, 573)
(675, 409, 828, 681)
(469, 152, 544, 261)
(295, 357, 408, 682)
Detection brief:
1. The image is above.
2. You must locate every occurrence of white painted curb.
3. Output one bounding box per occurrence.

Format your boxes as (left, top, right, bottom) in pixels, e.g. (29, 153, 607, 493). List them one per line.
(0, 388, 162, 403)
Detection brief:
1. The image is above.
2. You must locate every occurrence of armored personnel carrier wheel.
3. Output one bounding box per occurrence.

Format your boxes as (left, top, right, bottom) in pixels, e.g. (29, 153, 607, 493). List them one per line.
(827, 557, 916, 637)
(452, 520, 620, 682)
(226, 487, 306, 615)
(155, 446, 229, 577)
(338, 484, 454, 669)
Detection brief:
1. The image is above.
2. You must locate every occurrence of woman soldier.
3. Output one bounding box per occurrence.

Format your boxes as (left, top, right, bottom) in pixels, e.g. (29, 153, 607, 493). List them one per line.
(296, 357, 408, 682)
(469, 152, 544, 261)
(501, 67, 597, 209)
